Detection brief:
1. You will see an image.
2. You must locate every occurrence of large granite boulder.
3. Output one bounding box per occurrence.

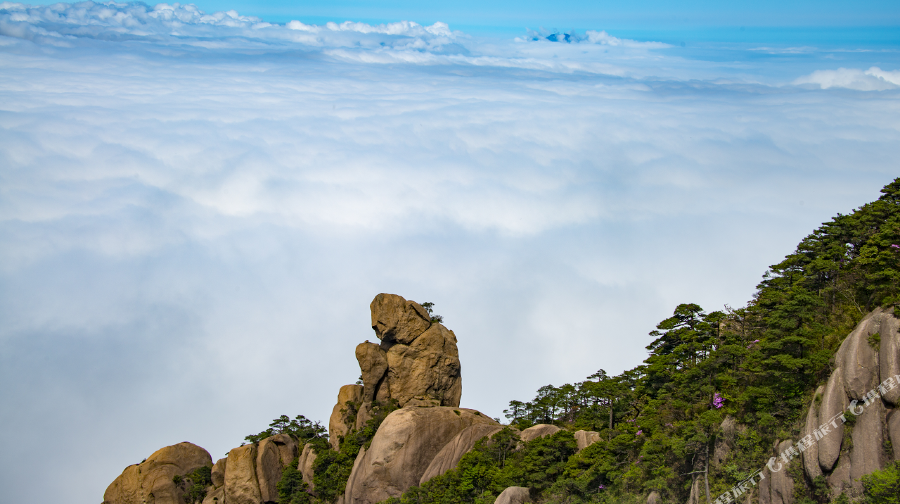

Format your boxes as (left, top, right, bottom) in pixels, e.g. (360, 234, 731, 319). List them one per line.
(298, 444, 317, 491)
(225, 444, 261, 504)
(840, 310, 881, 400)
(103, 442, 212, 504)
(385, 323, 462, 407)
(520, 424, 561, 443)
(770, 440, 794, 504)
(849, 400, 885, 486)
(879, 308, 900, 406)
(420, 422, 504, 484)
(343, 406, 497, 504)
(329, 384, 364, 450)
(817, 367, 846, 472)
(802, 387, 824, 481)
(574, 430, 600, 452)
(494, 486, 531, 504)
(371, 293, 432, 345)
(356, 343, 390, 403)
(211, 457, 227, 488)
(257, 434, 299, 502)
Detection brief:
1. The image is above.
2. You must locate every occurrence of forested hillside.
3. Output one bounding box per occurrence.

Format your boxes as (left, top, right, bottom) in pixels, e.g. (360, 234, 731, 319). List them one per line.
(382, 177, 900, 504)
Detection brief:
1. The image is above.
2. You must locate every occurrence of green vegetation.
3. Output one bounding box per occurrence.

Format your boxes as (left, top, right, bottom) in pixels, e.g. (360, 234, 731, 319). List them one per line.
(277, 457, 312, 504)
(421, 302, 444, 324)
(173, 465, 213, 503)
(313, 399, 400, 502)
(861, 461, 900, 504)
(386, 179, 900, 503)
(244, 414, 327, 446)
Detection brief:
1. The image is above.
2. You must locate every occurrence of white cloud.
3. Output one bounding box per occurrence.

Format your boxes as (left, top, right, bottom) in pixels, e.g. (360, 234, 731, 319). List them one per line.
(1, 3, 899, 504)
(794, 66, 900, 90)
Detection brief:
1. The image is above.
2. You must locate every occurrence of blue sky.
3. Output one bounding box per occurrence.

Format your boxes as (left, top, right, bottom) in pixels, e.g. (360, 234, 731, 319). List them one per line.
(0, 1, 899, 503)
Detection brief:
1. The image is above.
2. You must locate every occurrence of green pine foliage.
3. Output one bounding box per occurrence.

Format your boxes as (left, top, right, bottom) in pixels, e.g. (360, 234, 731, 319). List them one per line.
(861, 461, 900, 504)
(405, 177, 900, 504)
(172, 465, 213, 504)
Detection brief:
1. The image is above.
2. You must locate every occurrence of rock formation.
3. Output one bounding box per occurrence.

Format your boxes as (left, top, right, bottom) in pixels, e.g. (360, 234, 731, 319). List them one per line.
(329, 384, 363, 450)
(519, 424, 561, 443)
(574, 430, 600, 452)
(103, 442, 212, 504)
(420, 422, 505, 484)
(494, 486, 531, 504)
(795, 307, 900, 498)
(298, 444, 317, 491)
(343, 406, 497, 504)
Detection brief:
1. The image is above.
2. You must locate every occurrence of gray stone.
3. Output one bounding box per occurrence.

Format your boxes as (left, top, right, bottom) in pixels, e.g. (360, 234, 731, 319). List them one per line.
(494, 486, 531, 504)
(802, 387, 823, 481)
(818, 367, 846, 472)
(384, 323, 462, 407)
(647, 491, 660, 504)
(849, 399, 885, 487)
(879, 310, 900, 406)
(200, 485, 225, 504)
(842, 312, 881, 401)
(298, 443, 317, 492)
(356, 342, 389, 403)
(770, 441, 794, 504)
(890, 409, 900, 462)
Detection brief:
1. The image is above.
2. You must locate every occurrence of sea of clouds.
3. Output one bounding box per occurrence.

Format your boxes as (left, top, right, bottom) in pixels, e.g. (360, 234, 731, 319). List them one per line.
(1, 2, 899, 504)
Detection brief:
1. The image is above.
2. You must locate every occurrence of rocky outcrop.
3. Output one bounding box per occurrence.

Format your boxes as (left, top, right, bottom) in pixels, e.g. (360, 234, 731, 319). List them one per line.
(330, 384, 364, 450)
(889, 409, 900, 461)
(770, 441, 795, 504)
(371, 293, 433, 345)
(647, 491, 660, 504)
(494, 486, 531, 504)
(801, 387, 823, 481)
(344, 407, 497, 504)
(798, 307, 900, 497)
(574, 430, 600, 452)
(225, 444, 261, 504)
(103, 442, 212, 504)
(420, 422, 504, 484)
(211, 457, 227, 488)
(817, 367, 846, 472)
(257, 433, 299, 502)
(384, 323, 462, 407)
(298, 444, 317, 491)
(713, 416, 737, 467)
(357, 343, 389, 403)
(520, 424, 560, 443)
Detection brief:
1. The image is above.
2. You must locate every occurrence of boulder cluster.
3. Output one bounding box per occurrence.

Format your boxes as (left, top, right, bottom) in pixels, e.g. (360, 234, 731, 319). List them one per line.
(103, 294, 588, 504)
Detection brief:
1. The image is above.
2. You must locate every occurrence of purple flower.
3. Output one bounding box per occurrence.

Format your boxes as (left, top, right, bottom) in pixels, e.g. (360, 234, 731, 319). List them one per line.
(598, 484, 606, 490)
(636, 430, 643, 435)
(713, 392, 724, 409)
(892, 244, 900, 249)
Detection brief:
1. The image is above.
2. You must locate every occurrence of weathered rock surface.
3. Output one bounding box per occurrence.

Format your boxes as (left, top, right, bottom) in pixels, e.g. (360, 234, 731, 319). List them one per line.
(494, 486, 531, 504)
(713, 416, 736, 466)
(371, 293, 432, 345)
(420, 422, 504, 484)
(519, 424, 561, 443)
(758, 466, 771, 504)
(849, 400, 885, 486)
(201, 485, 225, 504)
(880, 309, 900, 406)
(298, 443, 317, 491)
(817, 367, 845, 472)
(357, 343, 389, 403)
(257, 434, 299, 502)
(344, 406, 497, 504)
(890, 409, 900, 461)
(103, 442, 212, 504)
(574, 430, 600, 452)
(385, 323, 462, 407)
(770, 441, 794, 504)
(802, 387, 824, 481)
(841, 310, 881, 400)
(647, 491, 660, 504)
(330, 384, 364, 450)
(826, 458, 851, 499)
(211, 457, 227, 488)
(225, 444, 261, 504)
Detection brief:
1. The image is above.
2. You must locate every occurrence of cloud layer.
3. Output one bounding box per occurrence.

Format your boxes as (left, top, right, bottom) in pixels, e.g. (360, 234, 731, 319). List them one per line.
(1, 3, 899, 504)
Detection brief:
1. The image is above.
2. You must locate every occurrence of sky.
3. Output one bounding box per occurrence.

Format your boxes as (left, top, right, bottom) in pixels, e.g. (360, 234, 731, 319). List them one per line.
(0, 1, 898, 503)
